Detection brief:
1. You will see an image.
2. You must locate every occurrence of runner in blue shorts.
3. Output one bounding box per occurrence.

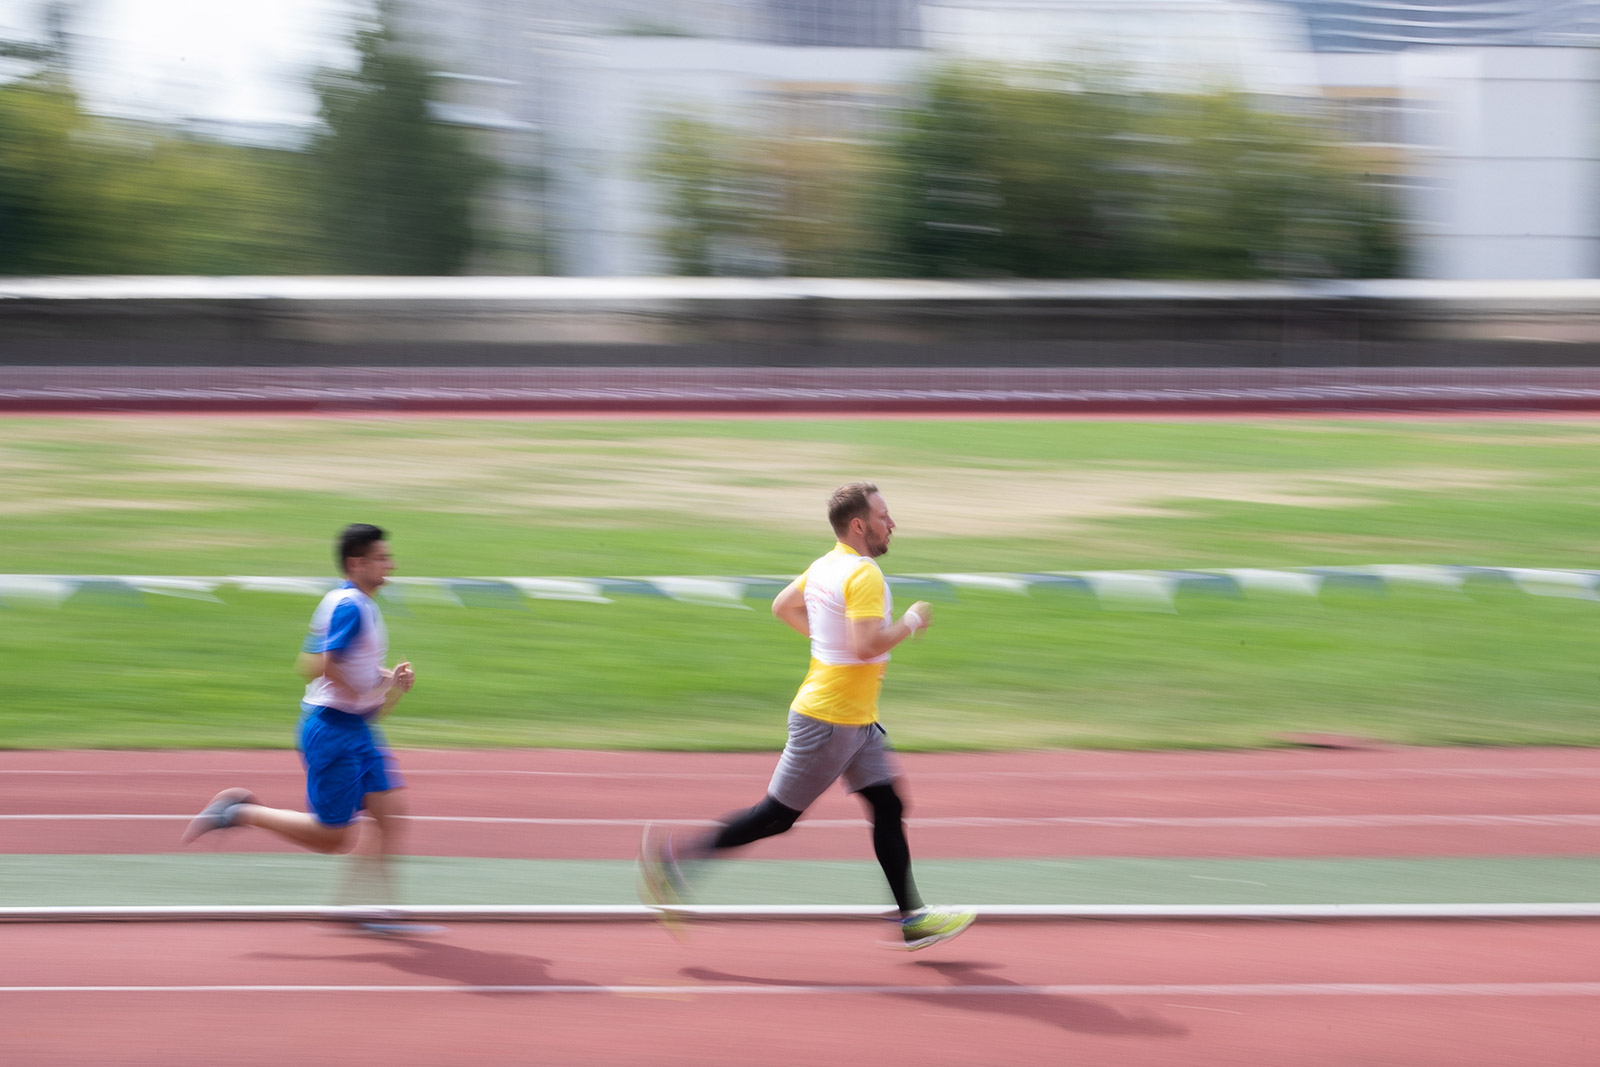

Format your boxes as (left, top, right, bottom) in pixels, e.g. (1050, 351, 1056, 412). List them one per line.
(182, 523, 416, 919)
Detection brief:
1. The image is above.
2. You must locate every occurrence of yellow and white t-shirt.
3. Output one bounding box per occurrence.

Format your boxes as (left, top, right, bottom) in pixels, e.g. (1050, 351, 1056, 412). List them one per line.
(789, 542, 893, 725)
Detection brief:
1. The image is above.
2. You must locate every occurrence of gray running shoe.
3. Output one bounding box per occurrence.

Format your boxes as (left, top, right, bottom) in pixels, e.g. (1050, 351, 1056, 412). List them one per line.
(326, 907, 447, 937)
(354, 913, 448, 937)
(180, 788, 255, 844)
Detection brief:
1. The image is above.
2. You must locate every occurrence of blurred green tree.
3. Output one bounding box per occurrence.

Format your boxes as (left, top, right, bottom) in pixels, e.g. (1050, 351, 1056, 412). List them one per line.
(881, 66, 1403, 279)
(649, 114, 884, 275)
(758, 134, 890, 277)
(90, 136, 322, 274)
(878, 66, 1140, 277)
(648, 63, 1403, 279)
(1, 0, 497, 276)
(0, 74, 317, 274)
(0, 1, 318, 274)
(307, 3, 493, 274)
(0, 78, 94, 273)
(649, 116, 765, 275)
(0, 4, 96, 273)
(1107, 88, 1404, 279)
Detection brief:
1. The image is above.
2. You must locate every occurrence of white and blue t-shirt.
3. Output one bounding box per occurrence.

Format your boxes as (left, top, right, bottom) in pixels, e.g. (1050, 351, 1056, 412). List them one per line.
(302, 581, 389, 716)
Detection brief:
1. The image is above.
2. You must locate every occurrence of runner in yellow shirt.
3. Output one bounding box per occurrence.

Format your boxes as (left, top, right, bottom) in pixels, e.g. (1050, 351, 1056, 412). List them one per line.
(639, 482, 975, 950)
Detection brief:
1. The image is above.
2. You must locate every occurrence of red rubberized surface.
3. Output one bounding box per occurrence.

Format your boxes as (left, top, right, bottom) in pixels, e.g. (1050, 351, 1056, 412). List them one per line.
(3, 918, 1598, 1066)
(5, 747, 1600, 1064)
(5, 747, 1600, 859)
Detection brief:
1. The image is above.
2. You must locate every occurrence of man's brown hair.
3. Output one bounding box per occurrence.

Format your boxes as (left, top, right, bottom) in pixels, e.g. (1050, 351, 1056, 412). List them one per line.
(827, 481, 879, 536)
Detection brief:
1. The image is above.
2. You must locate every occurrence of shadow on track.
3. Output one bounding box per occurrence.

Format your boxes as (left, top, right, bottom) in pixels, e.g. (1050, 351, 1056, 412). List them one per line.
(248, 936, 602, 996)
(680, 959, 1187, 1038)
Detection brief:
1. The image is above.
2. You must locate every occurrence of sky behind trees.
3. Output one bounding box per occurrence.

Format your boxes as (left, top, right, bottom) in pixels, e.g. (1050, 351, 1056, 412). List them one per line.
(0, 0, 354, 125)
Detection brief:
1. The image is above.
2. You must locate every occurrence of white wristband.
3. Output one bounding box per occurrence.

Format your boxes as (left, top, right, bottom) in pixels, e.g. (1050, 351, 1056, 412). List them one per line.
(903, 607, 926, 632)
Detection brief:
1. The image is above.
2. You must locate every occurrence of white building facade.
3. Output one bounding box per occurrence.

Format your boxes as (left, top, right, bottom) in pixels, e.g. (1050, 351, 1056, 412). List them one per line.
(399, 0, 1600, 279)
(1317, 46, 1600, 279)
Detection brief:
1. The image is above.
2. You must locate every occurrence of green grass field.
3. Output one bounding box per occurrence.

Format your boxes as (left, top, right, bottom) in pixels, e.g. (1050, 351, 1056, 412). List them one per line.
(3, 415, 1598, 750)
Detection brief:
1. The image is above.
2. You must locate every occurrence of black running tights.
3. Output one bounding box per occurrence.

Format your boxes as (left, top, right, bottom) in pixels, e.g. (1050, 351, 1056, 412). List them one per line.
(858, 782, 923, 915)
(708, 784, 922, 915)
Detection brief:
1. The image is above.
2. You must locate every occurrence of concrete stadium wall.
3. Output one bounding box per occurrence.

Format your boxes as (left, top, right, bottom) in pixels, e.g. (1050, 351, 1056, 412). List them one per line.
(4, 278, 1600, 369)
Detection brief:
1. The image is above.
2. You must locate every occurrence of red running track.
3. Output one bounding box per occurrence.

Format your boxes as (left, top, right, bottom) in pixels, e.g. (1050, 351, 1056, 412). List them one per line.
(6, 747, 1600, 1065)
(3, 919, 1599, 1066)
(4, 746, 1600, 859)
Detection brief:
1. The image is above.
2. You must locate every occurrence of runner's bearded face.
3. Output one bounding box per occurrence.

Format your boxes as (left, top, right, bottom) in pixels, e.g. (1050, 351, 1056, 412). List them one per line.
(862, 494, 895, 558)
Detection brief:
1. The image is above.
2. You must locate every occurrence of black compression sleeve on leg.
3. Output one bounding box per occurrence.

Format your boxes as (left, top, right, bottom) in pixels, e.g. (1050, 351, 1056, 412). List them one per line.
(710, 795, 801, 851)
(859, 782, 923, 915)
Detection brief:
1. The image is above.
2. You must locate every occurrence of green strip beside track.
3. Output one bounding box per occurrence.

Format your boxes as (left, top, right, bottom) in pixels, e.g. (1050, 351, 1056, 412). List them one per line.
(4, 855, 1599, 909)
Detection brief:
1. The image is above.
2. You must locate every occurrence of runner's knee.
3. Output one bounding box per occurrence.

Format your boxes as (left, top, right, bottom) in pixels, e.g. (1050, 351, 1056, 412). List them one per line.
(859, 782, 905, 824)
(736, 795, 800, 837)
(754, 795, 801, 835)
(309, 822, 357, 854)
(363, 788, 407, 825)
(713, 795, 801, 849)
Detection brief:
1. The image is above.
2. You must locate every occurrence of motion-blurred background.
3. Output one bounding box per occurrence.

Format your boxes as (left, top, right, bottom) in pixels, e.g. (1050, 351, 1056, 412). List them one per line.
(4, 0, 1597, 281)
(6, 0, 1600, 757)
(7, 0, 1600, 944)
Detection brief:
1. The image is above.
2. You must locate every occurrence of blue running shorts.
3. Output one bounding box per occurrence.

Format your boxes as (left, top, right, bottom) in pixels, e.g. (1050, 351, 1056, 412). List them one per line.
(297, 703, 404, 827)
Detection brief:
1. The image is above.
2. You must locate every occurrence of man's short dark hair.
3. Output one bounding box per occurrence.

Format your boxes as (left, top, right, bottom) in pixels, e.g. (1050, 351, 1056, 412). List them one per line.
(827, 482, 879, 536)
(336, 523, 386, 573)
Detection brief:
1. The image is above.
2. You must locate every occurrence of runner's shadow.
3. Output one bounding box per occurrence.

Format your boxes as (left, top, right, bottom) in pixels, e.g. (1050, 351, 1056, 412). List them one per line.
(913, 960, 1186, 1037)
(680, 960, 1185, 1038)
(248, 938, 599, 996)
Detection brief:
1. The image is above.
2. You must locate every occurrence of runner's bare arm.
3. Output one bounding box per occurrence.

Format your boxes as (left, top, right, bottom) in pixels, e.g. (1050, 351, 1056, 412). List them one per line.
(772, 578, 810, 637)
(848, 600, 931, 658)
(374, 661, 413, 719)
(294, 651, 408, 706)
(295, 651, 356, 691)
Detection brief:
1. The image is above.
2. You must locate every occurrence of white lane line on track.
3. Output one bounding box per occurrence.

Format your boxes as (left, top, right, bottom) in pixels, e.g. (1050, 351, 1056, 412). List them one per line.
(3, 982, 1600, 997)
(6, 767, 1600, 781)
(6, 813, 1600, 828)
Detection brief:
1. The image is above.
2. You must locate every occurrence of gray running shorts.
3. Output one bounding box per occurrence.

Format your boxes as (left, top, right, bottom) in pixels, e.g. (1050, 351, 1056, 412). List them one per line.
(767, 710, 901, 811)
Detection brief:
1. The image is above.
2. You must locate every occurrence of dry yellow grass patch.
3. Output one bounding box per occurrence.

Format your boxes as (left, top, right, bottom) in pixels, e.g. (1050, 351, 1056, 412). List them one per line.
(0, 420, 1530, 537)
